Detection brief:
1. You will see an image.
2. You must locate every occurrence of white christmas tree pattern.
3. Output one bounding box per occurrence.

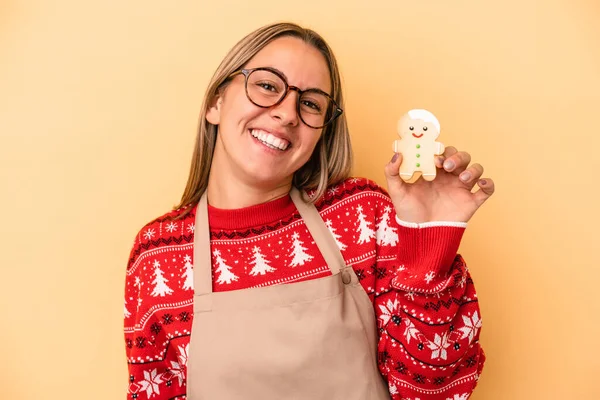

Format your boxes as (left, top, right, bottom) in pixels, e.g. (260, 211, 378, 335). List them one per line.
(214, 249, 239, 285)
(289, 232, 314, 267)
(139, 368, 163, 397)
(356, 205, 376, 244)
(182, 255, 193, 290)
(151, 260, 174, 297)
(249, 246, 276, 276)
(325, 219, 347, 251)
(133, 277, 142, 312)
(124, 299, 131, 318)
(376, 206, 399, 246)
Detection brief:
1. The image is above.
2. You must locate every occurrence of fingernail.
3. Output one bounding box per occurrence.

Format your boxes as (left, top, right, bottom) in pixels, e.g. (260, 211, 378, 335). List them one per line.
(391, 153, 399, 163)
(444, 160, 455, 170)
(480, 180, 487, 186)
(460, 172, 471, 182)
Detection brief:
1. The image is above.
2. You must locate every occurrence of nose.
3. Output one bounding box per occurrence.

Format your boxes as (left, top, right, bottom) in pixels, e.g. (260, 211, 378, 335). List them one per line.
(269, 89, 299, 126)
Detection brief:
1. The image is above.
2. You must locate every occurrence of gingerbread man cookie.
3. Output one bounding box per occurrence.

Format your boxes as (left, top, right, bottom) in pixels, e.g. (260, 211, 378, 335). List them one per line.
(393, 109, 445, 182)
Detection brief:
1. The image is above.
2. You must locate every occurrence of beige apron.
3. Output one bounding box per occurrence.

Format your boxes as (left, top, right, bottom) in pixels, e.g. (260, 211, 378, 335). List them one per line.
(187, 188, 391, 399)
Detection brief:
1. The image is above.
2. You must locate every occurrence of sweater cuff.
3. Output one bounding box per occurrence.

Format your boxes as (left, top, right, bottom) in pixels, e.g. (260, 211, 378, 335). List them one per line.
(395, 215, 468, 229)
(391, 216, 466, 293)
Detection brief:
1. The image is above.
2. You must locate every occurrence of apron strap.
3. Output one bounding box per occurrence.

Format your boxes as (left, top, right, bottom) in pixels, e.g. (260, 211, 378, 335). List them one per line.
(193, 188, 347, 297)
(193, 192, 213, 297)
(289, 188, 346, 276)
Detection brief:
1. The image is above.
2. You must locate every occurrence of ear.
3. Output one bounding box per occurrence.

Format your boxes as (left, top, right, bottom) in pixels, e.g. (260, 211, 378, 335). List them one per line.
(206, 95, 223, 125)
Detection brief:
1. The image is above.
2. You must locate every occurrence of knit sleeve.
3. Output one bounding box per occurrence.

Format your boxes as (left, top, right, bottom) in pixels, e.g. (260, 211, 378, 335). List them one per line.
(123, 232, 154, 399)
(123, 227, 187, 400)
(371, 200, 485, 399)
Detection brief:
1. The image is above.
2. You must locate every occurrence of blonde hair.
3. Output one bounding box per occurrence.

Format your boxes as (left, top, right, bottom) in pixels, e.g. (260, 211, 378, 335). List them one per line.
(174, 22, 352, 215)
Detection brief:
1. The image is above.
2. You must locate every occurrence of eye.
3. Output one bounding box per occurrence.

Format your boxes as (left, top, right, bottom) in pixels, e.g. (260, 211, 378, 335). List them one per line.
(257, 82, 277, 92)
(423, 126, 428, 131)
(301, 99, 322, 112)
(409, 126, 414, 130)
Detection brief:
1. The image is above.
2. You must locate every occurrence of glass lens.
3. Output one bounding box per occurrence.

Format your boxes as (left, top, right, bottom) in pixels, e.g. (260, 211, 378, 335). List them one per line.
(247, 70, 286, 107)
(246, 69, 335, 128)
(299, 90, 332, 128)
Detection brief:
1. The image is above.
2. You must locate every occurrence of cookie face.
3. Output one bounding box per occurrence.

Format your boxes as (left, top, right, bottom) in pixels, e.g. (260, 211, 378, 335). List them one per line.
(397, 109, 441, 140)
(393, 109, 444, 182)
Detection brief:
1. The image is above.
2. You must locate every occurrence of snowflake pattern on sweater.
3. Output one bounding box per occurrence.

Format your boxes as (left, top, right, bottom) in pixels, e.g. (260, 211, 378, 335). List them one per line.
(124, 177, 485, 399)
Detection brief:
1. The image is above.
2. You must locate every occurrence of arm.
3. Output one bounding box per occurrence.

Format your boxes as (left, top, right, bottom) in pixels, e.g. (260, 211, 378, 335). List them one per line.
(376, 134, 493, 399)
(372, 201, 485, 399)
(124, 235, 141, 399)
(123, 229, 180, 400)
(123, 234, 143, 400)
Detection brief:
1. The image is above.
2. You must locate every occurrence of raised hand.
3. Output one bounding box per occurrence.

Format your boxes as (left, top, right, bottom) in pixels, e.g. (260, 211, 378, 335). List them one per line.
(384, 146, 495, 223)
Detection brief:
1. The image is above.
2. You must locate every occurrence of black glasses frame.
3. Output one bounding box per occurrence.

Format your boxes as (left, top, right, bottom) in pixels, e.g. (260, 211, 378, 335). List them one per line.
(230, 67, 343, 129)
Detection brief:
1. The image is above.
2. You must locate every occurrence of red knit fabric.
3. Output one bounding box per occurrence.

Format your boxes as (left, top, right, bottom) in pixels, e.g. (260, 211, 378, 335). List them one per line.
(124, 177, 485, 399)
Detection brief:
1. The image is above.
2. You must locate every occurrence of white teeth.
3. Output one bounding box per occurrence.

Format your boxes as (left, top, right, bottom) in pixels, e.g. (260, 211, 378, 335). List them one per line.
(250, 129, 289, 151)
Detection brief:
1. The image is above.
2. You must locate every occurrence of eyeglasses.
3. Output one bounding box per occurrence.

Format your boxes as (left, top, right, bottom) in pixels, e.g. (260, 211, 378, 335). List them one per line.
(230, 67, 343, 129)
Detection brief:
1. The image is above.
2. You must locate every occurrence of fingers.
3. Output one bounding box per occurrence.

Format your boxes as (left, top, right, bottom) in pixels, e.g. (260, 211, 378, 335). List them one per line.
(442, 148, 471, 175)
(459, 163, 484, 186)
(384, 152, 407, 199)
(384, 152, 403, 180)
(473, 178, 495, 206)
(435, 146, 456, 168)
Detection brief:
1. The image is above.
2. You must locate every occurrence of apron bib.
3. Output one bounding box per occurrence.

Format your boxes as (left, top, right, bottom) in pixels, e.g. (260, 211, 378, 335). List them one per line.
(187, 188, 391, 400)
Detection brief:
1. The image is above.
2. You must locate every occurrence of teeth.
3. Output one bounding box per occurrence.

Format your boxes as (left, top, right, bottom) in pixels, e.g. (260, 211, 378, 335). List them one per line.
(250, 129, 289, 151)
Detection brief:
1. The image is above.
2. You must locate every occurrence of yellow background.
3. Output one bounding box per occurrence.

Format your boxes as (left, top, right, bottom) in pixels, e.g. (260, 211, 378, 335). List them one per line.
(1, 0, 598, 399)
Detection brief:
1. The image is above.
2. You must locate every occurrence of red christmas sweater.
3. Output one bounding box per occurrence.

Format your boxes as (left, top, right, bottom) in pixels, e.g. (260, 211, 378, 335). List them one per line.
(124, 177, 485, 400)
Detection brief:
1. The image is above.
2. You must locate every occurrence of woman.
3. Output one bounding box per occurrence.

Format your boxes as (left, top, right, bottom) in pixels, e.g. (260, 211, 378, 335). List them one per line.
(123, 22, 494, 400)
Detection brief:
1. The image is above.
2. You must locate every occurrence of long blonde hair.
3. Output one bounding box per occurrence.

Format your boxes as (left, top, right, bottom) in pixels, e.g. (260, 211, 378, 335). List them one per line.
(175, 22, 352, 214)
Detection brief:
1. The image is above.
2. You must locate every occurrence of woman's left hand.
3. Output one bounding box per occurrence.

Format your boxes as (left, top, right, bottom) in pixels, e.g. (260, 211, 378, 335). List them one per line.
(384, 146, 495, 223)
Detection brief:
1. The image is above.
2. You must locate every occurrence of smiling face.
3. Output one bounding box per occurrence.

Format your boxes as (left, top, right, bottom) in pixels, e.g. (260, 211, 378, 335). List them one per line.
(206, 36, 332, 190)
(398, 113, 441, 140)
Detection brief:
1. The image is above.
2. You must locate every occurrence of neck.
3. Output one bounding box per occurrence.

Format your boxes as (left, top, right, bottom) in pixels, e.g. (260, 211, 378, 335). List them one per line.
(207, 171, 293, 210)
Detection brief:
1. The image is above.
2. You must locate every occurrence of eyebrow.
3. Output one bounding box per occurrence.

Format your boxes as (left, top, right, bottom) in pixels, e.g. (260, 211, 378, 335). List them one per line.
(262, 65, 331, 95)
(267, 66, 289, 81)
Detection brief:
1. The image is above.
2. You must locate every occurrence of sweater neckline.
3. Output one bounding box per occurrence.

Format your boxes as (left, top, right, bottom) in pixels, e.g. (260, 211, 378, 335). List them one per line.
(205, 194, 297, 230)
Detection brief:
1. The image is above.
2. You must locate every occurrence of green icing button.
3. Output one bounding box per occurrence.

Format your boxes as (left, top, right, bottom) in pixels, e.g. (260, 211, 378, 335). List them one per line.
(416, 154, 420, 158)
(416, 163, 421, 167)
(416, 144, 421, 148)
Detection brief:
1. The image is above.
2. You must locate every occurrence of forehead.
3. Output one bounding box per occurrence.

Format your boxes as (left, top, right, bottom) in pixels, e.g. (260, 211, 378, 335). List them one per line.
(245, 36, 332, 93)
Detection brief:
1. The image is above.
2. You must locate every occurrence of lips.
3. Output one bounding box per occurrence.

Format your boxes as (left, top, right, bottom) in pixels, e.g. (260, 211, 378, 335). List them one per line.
(412, 133, 424, 138)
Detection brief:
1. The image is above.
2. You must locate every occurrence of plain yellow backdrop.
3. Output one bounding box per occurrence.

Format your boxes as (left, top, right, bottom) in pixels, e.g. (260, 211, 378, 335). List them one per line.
(1, 0, 599, 399)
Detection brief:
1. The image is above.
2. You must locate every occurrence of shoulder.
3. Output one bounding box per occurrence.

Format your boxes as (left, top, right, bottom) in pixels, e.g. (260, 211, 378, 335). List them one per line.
(312, 177, 392, 212)
(125, 204, 196, 271)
